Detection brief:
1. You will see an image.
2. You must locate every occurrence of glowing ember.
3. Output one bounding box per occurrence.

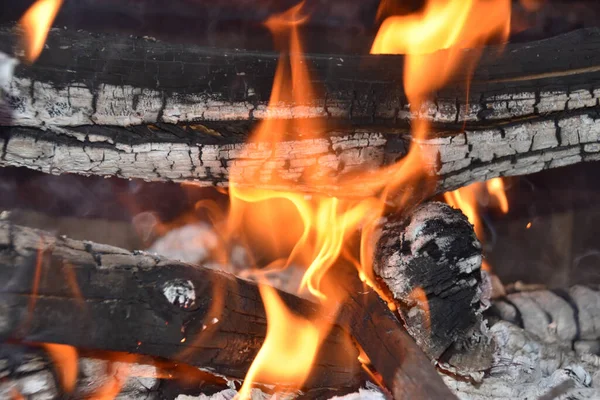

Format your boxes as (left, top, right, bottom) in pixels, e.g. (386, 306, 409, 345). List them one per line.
(18, 0, 63, 63)
(520, 0, 544, 11)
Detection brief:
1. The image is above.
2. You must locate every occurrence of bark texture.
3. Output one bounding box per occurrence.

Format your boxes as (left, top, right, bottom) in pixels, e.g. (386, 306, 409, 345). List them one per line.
(1, 28, 600, 194)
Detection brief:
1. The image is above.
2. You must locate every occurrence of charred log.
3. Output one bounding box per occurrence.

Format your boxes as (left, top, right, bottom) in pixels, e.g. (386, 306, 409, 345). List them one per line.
(373, 202, 492, 380)
(0, 221, 362, 394)
(1, 28, 600, 194)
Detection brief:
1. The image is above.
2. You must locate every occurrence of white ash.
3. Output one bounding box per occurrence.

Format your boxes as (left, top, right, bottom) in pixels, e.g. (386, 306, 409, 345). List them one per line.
(175, 386, 386, 400)
(149, 223, 219, 264)
(162, 279, 196, 309)
(444, 321, 600, 399)
(0, 52, 17, 92)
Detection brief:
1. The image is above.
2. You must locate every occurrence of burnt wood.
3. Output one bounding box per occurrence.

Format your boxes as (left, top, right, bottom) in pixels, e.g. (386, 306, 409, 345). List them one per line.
(0, 221, 362, 394)
(2, 27, 600, 195)
(336, 266, 458, 399)
(374, 202, 492, 380)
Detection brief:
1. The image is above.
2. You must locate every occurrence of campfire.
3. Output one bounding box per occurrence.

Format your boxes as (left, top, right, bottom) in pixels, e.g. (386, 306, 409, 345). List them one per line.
(1, 0, 600, 399)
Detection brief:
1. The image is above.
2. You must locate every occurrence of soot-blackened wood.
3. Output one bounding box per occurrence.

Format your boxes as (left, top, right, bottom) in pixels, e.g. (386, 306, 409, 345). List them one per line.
(0, 221, 361, 393)
(336, 266, 457, 400)
(374, 202, 493, 380)
(2, 28, 600, 195)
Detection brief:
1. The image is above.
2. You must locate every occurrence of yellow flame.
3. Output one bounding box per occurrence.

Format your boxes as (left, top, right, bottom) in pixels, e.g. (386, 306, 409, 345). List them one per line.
(18, 0, 63, 63)
(220, 0, 511, 393)
(238, 285, 323, 397)
(487, 177, 509, 214)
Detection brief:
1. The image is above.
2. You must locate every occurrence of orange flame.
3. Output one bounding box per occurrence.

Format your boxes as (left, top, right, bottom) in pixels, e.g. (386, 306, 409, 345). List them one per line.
(199, 0, 510, 393)
(18, 0, 63, 63)
(89, 357, 135, 400)
(371, 0, 510, 106)
(238, 284, 324, 397)
(408, 287, 431, 330)
(43, 343, 78, 393)
(487, 177, 509, 214)
(444, 178, 509, 240)
(11, 389, 25, 400)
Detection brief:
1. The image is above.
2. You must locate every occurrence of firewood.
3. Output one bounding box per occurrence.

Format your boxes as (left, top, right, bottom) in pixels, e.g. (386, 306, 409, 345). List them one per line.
(0, 220, 457, 397)
(0, 221, 362, 394)
(373, 202, 492, 380)
(0, 345, 228, 400)
(336, 265, 458, 399)
(1, 27, 600, 195)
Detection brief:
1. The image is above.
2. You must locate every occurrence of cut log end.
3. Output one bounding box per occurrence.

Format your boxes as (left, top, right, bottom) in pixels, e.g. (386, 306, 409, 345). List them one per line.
(374, 202, 492, 377)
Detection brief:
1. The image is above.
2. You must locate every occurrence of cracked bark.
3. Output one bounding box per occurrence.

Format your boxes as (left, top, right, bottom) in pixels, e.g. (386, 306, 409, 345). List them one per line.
(1, 27, 600, 195)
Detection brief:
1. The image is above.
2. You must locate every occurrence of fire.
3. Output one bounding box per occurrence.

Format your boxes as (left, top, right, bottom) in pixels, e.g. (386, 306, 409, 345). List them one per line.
(519, 0, 544, 11)
(371, 0, 510, 109)
(487, 177, 509, 214)
(43, 343, 78, 393)
(238, 285, 323, 397)
(14, 0, 513, 394)
(228, 0, 511, 395)
(444, 178, 509, 240)
(18, 0, 63, 63)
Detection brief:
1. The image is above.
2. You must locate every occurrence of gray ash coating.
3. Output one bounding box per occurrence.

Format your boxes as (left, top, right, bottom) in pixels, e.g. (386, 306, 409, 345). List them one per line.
(374, 202, 489, 371)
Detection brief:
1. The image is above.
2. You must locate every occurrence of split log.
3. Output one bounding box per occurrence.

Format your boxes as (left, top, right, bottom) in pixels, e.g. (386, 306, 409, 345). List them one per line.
(0, 221, 362, 394)
(2, 28, 600, 195)
(373, 202, 492, 380)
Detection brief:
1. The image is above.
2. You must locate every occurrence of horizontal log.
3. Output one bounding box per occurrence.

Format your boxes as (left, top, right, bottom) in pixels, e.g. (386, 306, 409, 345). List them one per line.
(3, 26, 600, 127)
(0, 221, 361, 393)
(2, 111, 599, 196)
(2, 28, 600, 194)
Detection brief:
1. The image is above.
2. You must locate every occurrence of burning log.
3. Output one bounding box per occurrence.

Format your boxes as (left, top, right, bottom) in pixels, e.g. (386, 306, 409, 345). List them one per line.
(0, 221, 362, 394)
(0, 220, 457, 398)
(2, 27, 600, 196)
